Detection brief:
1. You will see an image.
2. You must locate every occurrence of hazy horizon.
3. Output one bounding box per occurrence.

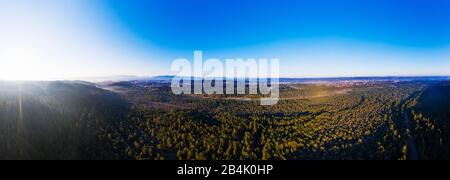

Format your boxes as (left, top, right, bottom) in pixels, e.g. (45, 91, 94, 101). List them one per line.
(1, 74, 450, 83)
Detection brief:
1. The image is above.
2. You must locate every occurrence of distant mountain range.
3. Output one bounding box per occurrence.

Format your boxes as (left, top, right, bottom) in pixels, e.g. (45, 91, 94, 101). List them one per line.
(88, 75, 450, 84)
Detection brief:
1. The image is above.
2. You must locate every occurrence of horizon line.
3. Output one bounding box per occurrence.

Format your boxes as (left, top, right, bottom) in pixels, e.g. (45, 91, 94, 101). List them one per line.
(1, 74, 449, 83)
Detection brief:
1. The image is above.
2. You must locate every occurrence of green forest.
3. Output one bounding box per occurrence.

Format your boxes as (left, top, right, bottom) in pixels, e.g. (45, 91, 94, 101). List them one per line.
(0, 80, 449, 160)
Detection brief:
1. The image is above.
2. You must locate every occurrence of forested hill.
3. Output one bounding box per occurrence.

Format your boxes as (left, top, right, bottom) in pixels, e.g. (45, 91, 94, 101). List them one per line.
(1, 80, 449, 160)
(0, 81, 129, 160)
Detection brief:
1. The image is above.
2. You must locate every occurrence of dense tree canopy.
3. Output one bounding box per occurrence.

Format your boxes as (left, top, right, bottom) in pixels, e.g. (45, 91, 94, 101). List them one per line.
(1, 81, 449, 160)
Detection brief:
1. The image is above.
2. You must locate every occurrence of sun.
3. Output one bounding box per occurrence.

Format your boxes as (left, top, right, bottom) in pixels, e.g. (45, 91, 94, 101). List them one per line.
(0, 46, 47, 81)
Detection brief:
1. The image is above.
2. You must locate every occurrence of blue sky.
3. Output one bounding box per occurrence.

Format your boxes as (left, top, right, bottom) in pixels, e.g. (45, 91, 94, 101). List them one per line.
(1, 0, 449, 80)
(106, 0, 450, 50)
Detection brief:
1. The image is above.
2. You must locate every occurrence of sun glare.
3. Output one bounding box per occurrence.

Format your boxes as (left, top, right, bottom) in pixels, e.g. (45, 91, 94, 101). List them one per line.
(0, 46, 47, 81)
